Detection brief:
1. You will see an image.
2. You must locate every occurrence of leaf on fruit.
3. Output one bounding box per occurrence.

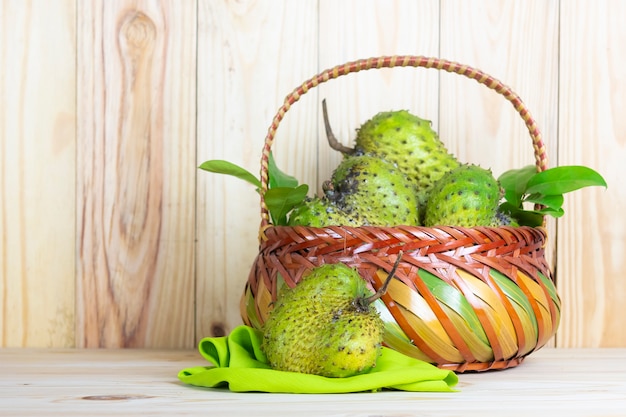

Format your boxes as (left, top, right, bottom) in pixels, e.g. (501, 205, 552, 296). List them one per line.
(498, 165, 537, 207)
(498, 164, 607, 226)
(532, 206, 565, 218)
(525, 165, 607, 195)
(524, 193, 564, 210)
(268, 152, 299, 189)
(498, 202, 545, 227)
(265, 184, 309, 225)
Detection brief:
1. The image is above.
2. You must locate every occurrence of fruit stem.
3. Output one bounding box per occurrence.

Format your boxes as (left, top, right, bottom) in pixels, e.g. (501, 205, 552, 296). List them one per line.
(322, 99, 356, 155)
(364, 251, 403, 305)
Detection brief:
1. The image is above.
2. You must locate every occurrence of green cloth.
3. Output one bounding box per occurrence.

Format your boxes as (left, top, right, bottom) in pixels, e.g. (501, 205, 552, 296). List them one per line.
(178, 325, 458, 393)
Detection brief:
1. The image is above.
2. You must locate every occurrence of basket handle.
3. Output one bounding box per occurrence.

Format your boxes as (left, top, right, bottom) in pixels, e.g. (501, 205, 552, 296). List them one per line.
(258, 55, 549, 230)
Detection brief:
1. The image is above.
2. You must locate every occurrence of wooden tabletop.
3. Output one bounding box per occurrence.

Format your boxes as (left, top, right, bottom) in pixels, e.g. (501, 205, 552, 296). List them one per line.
(1, 347, 625, 416)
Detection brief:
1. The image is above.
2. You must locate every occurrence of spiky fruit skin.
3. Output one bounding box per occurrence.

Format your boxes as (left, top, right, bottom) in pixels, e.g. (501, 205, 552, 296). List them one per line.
(424, 164, 501, 227)
(327, 155, 420, 226)
(287, 197, 365, 227)
(490, 209, 520, 227)
(261, 263, 384, 378)
(354, 110, 460, 211)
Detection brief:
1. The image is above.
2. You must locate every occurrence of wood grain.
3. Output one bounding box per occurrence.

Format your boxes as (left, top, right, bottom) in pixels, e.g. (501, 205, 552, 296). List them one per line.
(439, 0, 559, 179)
(557, 0, 626, 347)
(2, 348, 626, 416)
(1, 0, 625, 350)
(0, 0, 76, 347)
(195, 0, 318, 340)
(317, 0, 440, 190)
(76, 0, 197, 348)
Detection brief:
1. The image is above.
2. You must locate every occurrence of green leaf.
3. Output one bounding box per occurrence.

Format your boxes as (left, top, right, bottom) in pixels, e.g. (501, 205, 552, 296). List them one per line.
(268, 152, 299, 189)
(264, 184, 309, 225)
(524, 193, 564, 210)
(533, 206, 565, 218)
(198, 160, 261, 188)
(525, 165, 607, 195)
(498, 165, 538, 207)
(498, 202, 545, 227)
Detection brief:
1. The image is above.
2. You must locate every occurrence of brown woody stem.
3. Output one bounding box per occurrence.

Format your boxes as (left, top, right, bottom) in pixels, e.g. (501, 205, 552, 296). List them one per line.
(365, 251, 403, 305)
(322, 99, 356, 155)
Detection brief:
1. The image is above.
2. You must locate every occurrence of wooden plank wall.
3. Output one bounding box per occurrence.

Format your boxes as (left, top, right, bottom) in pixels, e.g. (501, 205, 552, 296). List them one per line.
(1, 0, 624, 348)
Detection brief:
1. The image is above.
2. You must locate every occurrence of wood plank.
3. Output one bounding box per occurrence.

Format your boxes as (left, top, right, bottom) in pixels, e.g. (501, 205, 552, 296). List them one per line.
(1, 0, 624, 351)
(557, 0, 626, 347)
(195, 0, 319, 340)
(76, 0, 197, 348)
(0, 0, 76, 347)
(317, 0, 440, 191)
(2, 348, 626, 416)
(439, 0, 559, 175)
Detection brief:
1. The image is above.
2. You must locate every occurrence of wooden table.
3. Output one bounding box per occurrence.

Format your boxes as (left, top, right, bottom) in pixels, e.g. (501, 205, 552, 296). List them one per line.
(1, 348, 625, 416)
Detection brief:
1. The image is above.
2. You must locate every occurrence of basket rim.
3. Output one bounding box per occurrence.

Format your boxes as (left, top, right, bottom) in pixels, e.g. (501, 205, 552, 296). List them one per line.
(257, 55, 549, 232)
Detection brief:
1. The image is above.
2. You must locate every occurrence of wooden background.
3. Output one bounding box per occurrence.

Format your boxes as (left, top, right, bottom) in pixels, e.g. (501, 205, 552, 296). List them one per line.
(1, 0, 624, 348)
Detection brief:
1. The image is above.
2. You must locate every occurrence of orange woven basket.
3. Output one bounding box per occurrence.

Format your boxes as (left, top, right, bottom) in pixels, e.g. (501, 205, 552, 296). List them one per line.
(240, 55, 560, 373)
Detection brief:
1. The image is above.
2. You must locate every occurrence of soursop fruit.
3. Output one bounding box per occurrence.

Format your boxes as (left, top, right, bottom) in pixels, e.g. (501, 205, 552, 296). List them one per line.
(354, 110, 460, 210)
(287, 196, 365, 227)
(424, 163, 502, 227)
(326, 154, 420, 226)
(261, 263, 384, 377)
(490, 209, 520, 227)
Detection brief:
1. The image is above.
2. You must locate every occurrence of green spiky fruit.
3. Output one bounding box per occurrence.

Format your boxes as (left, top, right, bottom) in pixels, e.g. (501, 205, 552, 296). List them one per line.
(287, 197, 365, 227)
(354, 110, 460, 210)
(261, 263, 384, 377)
(490, 210, 520, 227)
(424, 164, 502, 227)
(326, 155, 420, 226)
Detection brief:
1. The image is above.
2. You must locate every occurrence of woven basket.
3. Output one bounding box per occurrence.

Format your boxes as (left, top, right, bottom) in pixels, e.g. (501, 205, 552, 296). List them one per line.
(240, 55, 560, 373)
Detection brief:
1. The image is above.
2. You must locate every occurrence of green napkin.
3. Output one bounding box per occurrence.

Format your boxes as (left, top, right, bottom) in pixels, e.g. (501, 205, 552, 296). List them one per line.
(178, 325, 458, 393)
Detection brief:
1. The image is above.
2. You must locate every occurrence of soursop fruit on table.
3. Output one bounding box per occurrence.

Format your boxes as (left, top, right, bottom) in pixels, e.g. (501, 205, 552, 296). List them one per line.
(261, 263, 385, 377)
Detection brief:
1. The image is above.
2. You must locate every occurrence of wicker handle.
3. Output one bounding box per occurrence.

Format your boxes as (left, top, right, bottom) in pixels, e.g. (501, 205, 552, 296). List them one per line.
(258, 55, 549, 229)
